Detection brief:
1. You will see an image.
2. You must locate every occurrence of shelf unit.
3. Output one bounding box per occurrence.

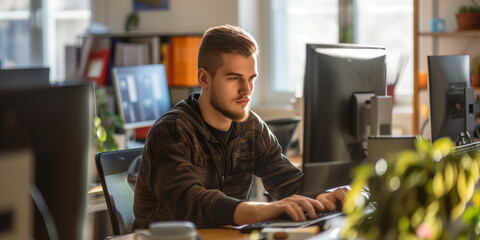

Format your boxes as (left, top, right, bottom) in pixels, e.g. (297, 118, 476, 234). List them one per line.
(74, 32, 204, 140)
(419, 30, 480, 37)
(76, 32, 203, 86)
(413, 0, 480, 135)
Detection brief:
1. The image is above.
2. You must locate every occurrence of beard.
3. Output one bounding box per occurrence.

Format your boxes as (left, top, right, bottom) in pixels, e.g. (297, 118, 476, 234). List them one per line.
(210, 90, 250, 122)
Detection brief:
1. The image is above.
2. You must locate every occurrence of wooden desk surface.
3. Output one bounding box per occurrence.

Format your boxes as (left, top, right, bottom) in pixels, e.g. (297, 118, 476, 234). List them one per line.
(114, 228, 250, 240)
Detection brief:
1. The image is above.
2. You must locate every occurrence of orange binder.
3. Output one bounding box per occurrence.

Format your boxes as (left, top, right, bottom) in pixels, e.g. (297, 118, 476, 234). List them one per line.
(171, 36, 201, 87)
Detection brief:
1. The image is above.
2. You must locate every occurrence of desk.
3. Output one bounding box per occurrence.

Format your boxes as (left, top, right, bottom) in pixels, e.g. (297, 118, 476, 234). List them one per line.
(112, 224, 342, 240)
(89, 154, 304, 239)
(114, 228, 250, 240)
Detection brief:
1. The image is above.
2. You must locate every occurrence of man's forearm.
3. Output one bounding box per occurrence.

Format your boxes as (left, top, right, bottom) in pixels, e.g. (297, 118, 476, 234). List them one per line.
(233, 201, 269, 225)
(233, 192, 347, 225)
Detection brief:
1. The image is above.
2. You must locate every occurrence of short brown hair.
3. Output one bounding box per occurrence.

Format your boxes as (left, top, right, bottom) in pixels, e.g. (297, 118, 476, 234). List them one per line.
(198, 25, 258, 77)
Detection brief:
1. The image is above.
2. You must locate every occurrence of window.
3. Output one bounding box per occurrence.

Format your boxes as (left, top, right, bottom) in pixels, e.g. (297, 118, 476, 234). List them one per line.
(269, 0, 413, 104)
(0, 0, 90, 82)
(356, 0, 413, 103)
(0, 1, 33, 66)
(50, 0, 91, 82)
(270, 0, 338, 98)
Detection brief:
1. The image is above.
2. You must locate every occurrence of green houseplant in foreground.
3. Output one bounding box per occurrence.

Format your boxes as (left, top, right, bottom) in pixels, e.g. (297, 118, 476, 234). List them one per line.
(342, 137, 480, 239)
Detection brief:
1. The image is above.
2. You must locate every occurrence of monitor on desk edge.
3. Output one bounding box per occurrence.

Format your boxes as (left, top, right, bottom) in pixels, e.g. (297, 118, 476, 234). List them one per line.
(0, 66, 50, 89)
(0, 82, 94, 240)
(428, 55, 475, 145)
(301, 43, 388, 195)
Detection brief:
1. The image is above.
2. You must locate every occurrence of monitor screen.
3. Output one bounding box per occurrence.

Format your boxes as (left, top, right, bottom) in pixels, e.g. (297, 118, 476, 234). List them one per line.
(428, 55, 474, 143)
(0, 66, 49, 89)
(302, 43, 387, 194)
(0, 83, 94, 240)
(112, 64, 171, 129)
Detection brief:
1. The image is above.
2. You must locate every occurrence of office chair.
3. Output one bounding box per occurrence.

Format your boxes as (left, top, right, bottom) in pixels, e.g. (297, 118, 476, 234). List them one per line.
(265, 116, 301, 155)
(95, 148, 143, 236)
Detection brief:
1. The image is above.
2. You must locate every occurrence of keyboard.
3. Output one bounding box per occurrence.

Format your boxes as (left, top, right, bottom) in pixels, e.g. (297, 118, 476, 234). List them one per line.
(455, 141, 480, 155)
(237, 211, 343, 233)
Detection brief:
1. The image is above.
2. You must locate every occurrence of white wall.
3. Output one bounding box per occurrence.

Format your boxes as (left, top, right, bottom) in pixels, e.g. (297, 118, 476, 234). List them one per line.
(91, 0, 284, 112)
(92, 0, 239, 33)
(418, 0, 480, 72)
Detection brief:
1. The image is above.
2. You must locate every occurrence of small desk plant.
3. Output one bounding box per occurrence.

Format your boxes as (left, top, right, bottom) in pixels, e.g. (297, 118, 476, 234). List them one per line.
(456, 0, 480, 31)
(94, 87, 124, 152)
(342, 137, 480, 239)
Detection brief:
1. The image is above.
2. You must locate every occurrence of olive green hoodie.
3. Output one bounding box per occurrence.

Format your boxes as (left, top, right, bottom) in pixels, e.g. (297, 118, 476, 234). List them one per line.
(132, 93, 302, 229)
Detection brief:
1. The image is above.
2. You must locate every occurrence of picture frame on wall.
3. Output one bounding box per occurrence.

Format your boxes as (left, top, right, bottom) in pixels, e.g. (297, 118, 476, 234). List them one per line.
(134, 0, 169, 11)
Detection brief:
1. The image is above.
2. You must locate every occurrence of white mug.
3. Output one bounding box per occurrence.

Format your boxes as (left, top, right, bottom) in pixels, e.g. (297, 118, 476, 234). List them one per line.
(134, 221, 197, 240)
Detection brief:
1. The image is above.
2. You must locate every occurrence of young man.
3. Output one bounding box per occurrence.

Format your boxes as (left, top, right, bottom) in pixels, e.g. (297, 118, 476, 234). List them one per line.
(132, 25, 346, 229)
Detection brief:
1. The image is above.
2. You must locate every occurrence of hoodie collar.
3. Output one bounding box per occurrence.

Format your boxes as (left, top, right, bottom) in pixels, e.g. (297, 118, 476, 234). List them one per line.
(172, 93, 242, 142)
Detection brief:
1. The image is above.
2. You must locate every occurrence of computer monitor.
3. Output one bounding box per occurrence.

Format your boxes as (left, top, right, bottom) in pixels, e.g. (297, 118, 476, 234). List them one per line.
(428, 55, 475, 145)
(0, 82, 94, 240)
(302, 43, 388, 194)
(112, 64, 171, 129)
(0, 66, 50, 89)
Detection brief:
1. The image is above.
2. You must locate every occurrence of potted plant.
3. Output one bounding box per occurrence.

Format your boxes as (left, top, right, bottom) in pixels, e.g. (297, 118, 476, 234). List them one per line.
(456, 1, 480, 31)
(462, 190, 480, 239)
(342, 137, 480, 239)
(94, 87, 124, 152)
(472, 56, 480, 87)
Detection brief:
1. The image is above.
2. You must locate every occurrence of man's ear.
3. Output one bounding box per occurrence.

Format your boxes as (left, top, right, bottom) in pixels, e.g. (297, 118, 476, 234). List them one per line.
(198, 68, 209, 89)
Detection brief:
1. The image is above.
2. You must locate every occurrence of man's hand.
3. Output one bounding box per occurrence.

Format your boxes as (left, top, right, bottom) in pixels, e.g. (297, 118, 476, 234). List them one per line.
(315, 187, 348, 211)
(234, 194, 329, 225)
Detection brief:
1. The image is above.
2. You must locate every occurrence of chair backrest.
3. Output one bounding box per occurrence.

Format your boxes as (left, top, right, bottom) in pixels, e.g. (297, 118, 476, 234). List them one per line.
(265, 116, 301, 155)
(95, 148, 143, 235)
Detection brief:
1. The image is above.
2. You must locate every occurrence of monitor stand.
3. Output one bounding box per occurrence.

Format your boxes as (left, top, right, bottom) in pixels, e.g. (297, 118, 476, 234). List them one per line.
(456, 86, 475, 146)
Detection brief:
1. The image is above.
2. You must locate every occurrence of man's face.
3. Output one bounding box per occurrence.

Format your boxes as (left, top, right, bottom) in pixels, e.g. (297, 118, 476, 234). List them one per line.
(209, 53, 257, 122)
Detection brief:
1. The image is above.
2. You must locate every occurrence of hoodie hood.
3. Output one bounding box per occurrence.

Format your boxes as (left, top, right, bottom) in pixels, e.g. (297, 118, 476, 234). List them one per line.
(159, 92, 249, 142)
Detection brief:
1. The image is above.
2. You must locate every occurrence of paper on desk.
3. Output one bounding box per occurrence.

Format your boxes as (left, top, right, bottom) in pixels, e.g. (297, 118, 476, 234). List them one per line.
(261, 226, 319, 240)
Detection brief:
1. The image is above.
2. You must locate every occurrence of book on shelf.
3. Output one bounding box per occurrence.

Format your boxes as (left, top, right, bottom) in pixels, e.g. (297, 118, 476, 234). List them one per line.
(78, 37, 111, 83)
(130, 36, 161, 64)
(171, 36, 202, 87)
(84, 49, 110, 86)
(114, 42, 150, 67)
(77, 37, 94, 78)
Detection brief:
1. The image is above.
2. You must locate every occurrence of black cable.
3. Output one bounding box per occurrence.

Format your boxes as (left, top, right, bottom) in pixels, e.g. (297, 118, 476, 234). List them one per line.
(419, 118, 429, 137)
(30, 185, 59, 240)
(475, 125, 480, 140)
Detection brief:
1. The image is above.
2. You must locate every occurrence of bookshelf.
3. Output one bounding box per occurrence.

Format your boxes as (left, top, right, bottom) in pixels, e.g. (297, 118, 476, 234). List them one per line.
(76, 32, 203, 87)
(74, 32, 203, 141)
(413, 0, 480, 135)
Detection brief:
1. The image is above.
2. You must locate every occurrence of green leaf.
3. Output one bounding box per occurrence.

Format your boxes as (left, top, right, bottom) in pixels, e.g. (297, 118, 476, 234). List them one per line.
(463, 207, 480, 222)
(102, 130, 119, 151)
(94, 116, 102, 128)
(96, 125, 107, 143)
(431, 137, 454, 160)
